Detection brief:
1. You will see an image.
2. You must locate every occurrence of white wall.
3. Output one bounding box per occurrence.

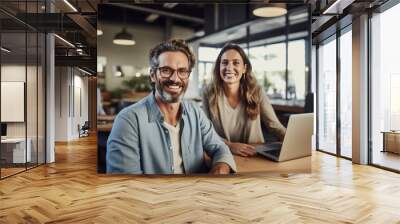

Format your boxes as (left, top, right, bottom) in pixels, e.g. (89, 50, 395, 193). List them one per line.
(1, 63, 46, 164)
(1, 65, 34, 137)
(54, 67, 89, 141)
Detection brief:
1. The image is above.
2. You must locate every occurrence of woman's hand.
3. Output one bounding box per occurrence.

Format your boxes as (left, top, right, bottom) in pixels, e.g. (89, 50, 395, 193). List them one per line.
(227, 142, 256, 157)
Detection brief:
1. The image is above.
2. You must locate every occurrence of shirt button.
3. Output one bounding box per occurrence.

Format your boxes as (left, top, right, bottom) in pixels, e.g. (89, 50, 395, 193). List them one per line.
(171, 166, 174, 171)
(169, 146, 173, 150)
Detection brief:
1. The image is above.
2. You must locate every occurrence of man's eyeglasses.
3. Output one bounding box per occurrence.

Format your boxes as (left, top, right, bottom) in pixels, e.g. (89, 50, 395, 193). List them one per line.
(156, 66, 191, 79)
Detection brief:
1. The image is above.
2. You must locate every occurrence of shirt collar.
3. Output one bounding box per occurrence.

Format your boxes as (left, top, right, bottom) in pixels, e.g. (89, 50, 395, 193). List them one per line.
(146, 92, 188, 123)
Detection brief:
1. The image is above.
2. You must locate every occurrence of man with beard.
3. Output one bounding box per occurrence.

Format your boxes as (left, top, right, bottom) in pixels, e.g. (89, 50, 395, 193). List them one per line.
(106, 39, 236, 174)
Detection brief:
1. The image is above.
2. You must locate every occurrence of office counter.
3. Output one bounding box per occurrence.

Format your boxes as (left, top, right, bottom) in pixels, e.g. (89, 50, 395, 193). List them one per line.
(1, 138, 32, 164)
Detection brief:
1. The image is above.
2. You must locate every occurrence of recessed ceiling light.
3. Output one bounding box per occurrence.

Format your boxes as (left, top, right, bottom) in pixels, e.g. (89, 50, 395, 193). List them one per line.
(1, 47, 11, 53)
(195, 30, 205, 37)
(54, 34, 75, 48)
(63, 0, 78, 12)
(78, 67, 93, 76)
(163, 3, 178, 9)
(146, 14, 160, 23)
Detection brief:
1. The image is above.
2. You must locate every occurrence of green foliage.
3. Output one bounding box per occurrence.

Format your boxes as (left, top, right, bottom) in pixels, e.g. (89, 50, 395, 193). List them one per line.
(123, 76, 152, 92)
(263, 74, 272, 91)
(110, 88, 124, 99)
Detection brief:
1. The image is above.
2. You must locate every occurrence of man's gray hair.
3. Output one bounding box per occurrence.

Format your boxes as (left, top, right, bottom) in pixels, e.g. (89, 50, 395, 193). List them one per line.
(149, 39, 196, 75)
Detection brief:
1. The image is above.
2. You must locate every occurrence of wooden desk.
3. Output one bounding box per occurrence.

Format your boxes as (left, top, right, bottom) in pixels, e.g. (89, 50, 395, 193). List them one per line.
(97, 115, 115, 122)
(382, 131, 400, 154)
(1, 138, 32, 163)
(234, 155, 311, 174)
(271, 99, 305, 114)
(97, 123, 113, 132)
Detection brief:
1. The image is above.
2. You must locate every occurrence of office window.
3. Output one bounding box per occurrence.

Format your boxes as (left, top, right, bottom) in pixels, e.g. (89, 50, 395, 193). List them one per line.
(371, 3, 400, 171)
(198, 47, 220, 88)
(339, 28, 352, 158)
(317, 36, 337, 154)
(288, 39, 306, 100)
(250, 43, 286, 97)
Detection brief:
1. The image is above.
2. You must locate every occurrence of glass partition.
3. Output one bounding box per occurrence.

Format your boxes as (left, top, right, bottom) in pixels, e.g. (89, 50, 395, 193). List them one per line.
(1, 31, 28, 177)
(317, 35, 337, 155)
(370, 3, 400, 171)
(0, 1, 46, 179)
(339, 27, 352, 158)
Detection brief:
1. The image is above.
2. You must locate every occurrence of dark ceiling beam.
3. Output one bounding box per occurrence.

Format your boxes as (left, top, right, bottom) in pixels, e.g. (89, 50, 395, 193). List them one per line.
(67, 13, 97, 39)
(0, 8, 37, 31)
(55, 55, 96, 70)
(86, 0, 97, 12)
(202, 21, 308, 48)
(51, 0, 97, 41)
(107, 3, 205, 24)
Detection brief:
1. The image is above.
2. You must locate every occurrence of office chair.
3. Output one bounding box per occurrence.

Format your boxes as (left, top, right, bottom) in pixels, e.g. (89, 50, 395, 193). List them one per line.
(78, 121, 90, 138)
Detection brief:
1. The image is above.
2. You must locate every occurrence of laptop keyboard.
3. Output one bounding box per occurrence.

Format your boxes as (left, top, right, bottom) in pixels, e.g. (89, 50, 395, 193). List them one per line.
(266, 142, 282, 151)
(256, 142, 282, 159)
(256, 142, 282, 152)
(268, 149, 281, 157)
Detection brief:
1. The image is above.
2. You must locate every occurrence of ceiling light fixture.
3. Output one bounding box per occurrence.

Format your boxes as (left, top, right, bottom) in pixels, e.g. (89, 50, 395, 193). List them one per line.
(113, 28, 135, 46)
(113, 8, 135, 46)
(253, 4, 287, 18)
(97, 23, 103, 36)
(146, 14, 160, 23)
(54, 34, 75, 48)
(163, 3, 178, 9)
(1, 47, 11, 53)
(63, 0, 78, 12)
(195, 30, 205, 37)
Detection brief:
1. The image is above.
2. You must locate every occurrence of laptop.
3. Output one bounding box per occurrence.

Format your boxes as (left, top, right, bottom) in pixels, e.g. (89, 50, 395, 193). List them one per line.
(256, 113, 314, 162)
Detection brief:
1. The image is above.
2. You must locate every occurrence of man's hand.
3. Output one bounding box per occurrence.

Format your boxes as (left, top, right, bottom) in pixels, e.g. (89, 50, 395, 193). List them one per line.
(228, 142, 256, 157)
(209, 162, 231, 175)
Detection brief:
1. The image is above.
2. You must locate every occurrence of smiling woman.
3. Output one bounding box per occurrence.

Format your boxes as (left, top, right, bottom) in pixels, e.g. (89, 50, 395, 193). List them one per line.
(202, 43, 287, 157)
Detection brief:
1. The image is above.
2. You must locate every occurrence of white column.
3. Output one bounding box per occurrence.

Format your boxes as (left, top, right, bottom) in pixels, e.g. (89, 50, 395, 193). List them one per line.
(46, 32, 55, 163)
(352, 14, 369, 164)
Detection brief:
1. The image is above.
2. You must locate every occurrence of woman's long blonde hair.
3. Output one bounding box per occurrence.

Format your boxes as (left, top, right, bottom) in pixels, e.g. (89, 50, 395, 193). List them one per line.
(205, 43, 262, 120)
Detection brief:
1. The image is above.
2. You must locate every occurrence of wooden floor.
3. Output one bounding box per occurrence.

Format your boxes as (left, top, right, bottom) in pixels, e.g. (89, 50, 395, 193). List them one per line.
(1, 135, 400, 223)
(372, 151, 400, 171)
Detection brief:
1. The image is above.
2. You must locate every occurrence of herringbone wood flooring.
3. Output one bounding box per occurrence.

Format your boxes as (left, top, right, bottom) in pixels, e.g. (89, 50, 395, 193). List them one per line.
(1, 135, 400, 223)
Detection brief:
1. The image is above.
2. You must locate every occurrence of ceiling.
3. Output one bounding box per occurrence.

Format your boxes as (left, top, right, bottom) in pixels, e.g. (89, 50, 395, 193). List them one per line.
(0, 0, 392, 73)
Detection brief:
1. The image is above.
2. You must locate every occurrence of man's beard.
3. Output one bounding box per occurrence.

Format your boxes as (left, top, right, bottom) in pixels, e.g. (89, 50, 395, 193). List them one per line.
(155, 79, 187, 103)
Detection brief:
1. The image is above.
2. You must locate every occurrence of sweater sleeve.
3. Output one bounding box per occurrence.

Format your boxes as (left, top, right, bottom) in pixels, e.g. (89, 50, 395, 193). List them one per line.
(259, 90, 286, 140)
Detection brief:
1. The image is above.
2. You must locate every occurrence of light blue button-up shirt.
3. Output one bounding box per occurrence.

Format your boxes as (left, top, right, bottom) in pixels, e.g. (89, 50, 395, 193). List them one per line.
(106, 93, 237, 174)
